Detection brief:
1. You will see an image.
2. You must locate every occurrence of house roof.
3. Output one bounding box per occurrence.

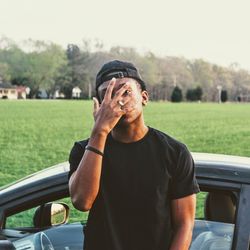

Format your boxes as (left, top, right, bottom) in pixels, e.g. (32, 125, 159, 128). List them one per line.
(72, 86, 82, 92)
(0, 83, 16, 89)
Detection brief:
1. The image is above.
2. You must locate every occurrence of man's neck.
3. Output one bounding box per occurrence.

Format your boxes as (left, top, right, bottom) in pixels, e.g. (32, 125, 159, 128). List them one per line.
(111, 120, 148, 143)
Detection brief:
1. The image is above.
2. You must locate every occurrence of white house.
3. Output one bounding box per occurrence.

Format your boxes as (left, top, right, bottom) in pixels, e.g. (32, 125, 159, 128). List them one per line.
(0, 83, 28, 99)
(0, 83, 18, 99)
(53, 89, 65, 99)
(72, 86, 82, 99)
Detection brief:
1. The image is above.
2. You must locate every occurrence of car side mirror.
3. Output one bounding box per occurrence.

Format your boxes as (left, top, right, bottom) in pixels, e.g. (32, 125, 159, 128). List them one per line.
(0, 240, 15, 250)
(33, 202, 69, 228)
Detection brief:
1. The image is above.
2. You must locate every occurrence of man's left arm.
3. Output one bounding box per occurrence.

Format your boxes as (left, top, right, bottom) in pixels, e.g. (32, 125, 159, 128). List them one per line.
(170, 194, 196, 250)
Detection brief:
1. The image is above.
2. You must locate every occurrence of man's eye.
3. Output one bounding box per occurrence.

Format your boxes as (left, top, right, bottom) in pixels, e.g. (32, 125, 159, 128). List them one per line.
(124, 90, 132, 96)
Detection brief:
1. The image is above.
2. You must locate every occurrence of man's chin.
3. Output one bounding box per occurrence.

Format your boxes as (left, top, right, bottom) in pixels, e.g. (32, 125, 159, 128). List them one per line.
(115, 115, 131, 128)
(115, 110, 143, 128)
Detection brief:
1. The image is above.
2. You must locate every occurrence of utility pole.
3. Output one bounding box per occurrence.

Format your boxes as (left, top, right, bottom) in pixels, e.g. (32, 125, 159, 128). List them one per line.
(88, 82, 92, 99)
(217, 85, 222, 103)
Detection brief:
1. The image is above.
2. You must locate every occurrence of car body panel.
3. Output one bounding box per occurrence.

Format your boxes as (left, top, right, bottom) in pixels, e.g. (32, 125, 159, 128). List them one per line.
(0, 152, 250, 250)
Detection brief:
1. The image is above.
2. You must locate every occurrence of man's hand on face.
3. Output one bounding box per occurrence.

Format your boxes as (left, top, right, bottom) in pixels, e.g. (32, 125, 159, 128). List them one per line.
(92, 78, 134, 135)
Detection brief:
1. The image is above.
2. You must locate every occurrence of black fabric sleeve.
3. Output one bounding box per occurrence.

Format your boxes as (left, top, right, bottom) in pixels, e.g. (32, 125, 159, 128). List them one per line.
(170, 146, 200, 199)
(68, 140, 88, 180)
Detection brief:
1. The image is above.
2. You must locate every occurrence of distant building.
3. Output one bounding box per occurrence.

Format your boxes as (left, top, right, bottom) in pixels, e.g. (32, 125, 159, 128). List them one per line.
(0, 83, 27, 99)
(72, 86, 82, 99)
(16, 86, 27, 99)
(53, 89, 65, 99)
(36, 89, 48, 99)
(0, 83, 18, 99)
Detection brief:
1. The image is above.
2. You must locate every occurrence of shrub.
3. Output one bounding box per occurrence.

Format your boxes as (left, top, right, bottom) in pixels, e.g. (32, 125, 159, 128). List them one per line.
(171, 86, 183, 102)
(186, 86, 203, 101)
(221, 90, 228, 102)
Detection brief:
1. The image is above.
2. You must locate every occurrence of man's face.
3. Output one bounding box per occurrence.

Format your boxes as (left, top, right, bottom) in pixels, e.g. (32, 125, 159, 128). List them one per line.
(97, 77, 148, 126)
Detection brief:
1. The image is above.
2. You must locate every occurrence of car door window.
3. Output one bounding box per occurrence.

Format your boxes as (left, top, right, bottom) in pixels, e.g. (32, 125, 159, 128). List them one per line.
(191, 190, 236, 250)
(6, 207, 37, 228)
(5, 197, 88, 229)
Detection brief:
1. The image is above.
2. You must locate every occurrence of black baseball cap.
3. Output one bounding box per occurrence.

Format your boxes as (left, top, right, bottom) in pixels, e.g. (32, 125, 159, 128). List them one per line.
(95, 60, 146, 96)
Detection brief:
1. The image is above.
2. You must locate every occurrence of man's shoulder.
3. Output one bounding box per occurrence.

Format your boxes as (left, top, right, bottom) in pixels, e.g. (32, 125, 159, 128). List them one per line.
(68, 139, 89, 180)
(150, 127, 188, 151)
(69, 139, 89, 157)
(74, 138, 89, 149)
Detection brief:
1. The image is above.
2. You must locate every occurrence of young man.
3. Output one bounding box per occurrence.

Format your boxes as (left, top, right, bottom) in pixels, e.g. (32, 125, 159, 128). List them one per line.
(68, 60, 200, 250)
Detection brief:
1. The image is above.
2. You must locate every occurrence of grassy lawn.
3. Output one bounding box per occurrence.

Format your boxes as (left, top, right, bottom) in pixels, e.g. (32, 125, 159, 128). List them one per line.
(1, 100, 249, 186)
(1, 100, 250, 223)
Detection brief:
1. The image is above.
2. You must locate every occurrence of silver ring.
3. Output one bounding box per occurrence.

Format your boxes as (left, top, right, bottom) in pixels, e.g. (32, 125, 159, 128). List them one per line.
(118, 100, 125, 107)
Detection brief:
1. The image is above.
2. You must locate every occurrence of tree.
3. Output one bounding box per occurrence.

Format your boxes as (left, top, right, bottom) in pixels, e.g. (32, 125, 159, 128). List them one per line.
(0, 42, 27, 83)
(231, 69, 250, 102)
(0, 62, 10, 82)
(221, 90, 228, 102)
(0, 38, 67, 97)
(187, 59, 214, 101)
(186, 86, 203, 101)
(195, 86, 203, 100)
(171, 86, 183, 102)
(65, 43, 92, 98)
(26, 41, 67, 97)
(2, 35, 250, 102)
(186, 89, 196, 101)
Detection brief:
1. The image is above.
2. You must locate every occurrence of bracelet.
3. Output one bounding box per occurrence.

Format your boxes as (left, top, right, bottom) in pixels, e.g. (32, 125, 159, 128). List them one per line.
(85, 145, 104, 157)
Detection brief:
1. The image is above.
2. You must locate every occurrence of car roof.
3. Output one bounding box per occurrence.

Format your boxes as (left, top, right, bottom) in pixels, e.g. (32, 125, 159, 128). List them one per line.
(0, 162, 70, 206)
(0, 162, 69, 192)
(193, 152, 250, 167)
(193, 152, 250, 184)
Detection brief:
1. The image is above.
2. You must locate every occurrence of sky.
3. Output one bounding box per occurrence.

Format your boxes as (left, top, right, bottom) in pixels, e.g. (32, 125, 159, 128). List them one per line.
(1, 0, 250, 69)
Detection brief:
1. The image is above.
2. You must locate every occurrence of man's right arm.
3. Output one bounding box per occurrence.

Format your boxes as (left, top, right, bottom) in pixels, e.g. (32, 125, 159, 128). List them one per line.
(69, 130, 107, 211)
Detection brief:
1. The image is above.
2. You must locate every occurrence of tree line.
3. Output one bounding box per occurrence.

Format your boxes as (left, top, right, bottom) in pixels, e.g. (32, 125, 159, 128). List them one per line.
(0, 36, 249, 102)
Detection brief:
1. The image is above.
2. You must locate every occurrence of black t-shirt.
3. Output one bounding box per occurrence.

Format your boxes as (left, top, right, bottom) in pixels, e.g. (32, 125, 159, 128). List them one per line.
(68, 127, 200, 250)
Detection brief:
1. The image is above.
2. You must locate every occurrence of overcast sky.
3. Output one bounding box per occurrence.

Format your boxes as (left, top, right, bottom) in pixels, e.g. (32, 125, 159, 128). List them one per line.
(1, 0, 250, 69)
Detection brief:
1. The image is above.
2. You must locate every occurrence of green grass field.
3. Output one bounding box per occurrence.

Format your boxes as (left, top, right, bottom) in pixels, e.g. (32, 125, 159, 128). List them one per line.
(1, 100, 249, 187)
(0, 100, 250, 225)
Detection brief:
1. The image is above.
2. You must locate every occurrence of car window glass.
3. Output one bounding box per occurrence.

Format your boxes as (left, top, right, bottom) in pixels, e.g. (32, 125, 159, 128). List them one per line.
(191, 190, 236, 250)
(196, 191, 207, 219)
(6, 207, 37, 228)
(5, 197, 88, 229)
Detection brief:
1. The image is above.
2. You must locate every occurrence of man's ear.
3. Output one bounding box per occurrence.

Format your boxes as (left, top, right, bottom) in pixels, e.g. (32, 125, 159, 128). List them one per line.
(141, 90, 149, 106)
